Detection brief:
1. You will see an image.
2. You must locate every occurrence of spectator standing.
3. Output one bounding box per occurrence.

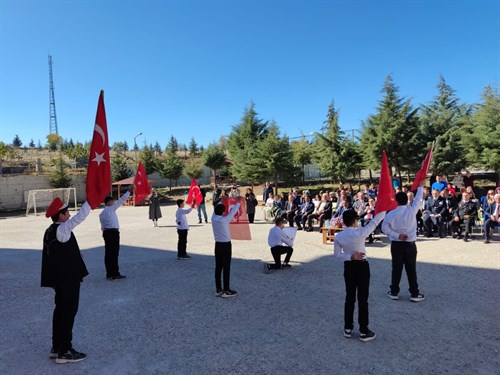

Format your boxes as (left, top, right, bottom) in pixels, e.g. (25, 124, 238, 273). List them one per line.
(148, 189, 162, 227)
(197, 185, 208, 224)
(245, 188, 259, 223)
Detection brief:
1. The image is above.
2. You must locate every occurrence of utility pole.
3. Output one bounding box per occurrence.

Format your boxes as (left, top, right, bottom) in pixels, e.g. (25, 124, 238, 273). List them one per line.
(48, 55, 58, 135)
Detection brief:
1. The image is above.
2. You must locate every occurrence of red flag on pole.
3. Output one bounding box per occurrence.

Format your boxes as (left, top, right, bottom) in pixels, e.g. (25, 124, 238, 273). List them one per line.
(410, 144, 434, 191)
(133, 161, 150, 204)
(375, 151, 397, 215)
(222, 197, 252, 240)
(86, 90, 111, 209)
(185, 178, 203, 206)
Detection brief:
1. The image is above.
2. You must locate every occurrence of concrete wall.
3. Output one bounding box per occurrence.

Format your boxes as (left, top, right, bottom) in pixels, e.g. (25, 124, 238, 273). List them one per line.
(0, 175, 87, 211)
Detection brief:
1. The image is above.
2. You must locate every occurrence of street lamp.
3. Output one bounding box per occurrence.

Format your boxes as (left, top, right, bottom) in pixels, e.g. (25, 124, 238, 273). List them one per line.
(134, 132, 143, 165)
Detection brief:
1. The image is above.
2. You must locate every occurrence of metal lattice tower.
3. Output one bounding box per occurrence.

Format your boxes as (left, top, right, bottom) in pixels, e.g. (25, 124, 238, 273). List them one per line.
(48, 55, 59, 135)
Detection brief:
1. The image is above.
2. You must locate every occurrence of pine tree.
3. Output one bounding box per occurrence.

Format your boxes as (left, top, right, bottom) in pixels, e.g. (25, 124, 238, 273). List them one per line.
(158, 154, 183, 191)
(166, 135, 179, 155)
(227, 102, 269, 183)
(184, 159, 204, 179)
(291, 138, 312, 183)
(188, 137, 198, 157)
(140, 144, 158, 174)
(360, 75, 421, 180)
(203, 143, 227, 178)
(29, 139, 35, 148)
(12, 134, 22, 147)
(111, 152, 132, 181)
(420, 75, 469, 176)
(153, 141, 162, 155)
(49, 155, 73, 188)
(461, 85, 500, 184)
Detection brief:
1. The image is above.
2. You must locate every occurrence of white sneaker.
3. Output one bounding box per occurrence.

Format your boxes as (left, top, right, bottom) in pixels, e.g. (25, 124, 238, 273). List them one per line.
(410, 294, 425, 302)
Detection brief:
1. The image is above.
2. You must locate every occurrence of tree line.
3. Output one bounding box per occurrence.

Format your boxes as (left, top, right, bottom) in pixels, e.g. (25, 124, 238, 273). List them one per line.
(2, 74, 499, 187)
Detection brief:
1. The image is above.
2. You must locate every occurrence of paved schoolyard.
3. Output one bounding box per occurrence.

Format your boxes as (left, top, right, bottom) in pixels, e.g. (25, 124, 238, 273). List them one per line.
(0, 203, 499, 375)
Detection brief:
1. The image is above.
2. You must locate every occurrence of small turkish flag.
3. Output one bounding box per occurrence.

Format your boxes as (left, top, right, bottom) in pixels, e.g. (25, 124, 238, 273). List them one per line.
(86, 90, 111, 209)
(410, 144, 434, 191)
(133, 161, 150, 204)
(185, 178, 202, 206)
(222, 197, 252, 240)
(375, 151, 397, 215)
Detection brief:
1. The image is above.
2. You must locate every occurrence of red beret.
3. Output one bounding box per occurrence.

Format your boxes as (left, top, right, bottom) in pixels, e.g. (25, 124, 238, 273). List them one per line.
(45, 197, 68, 218)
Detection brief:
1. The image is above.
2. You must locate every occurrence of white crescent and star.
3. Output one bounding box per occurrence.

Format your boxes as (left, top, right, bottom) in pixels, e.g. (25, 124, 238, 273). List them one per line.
(92, 152, 107, 166)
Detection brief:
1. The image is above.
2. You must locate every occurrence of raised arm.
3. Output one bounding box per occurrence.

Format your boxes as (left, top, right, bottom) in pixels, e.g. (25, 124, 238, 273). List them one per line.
(56, 202, 91, 243)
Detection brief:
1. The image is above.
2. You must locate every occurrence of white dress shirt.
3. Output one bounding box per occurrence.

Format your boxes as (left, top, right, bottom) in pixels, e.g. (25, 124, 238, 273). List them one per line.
(268, 226, 293, 247)
(333, 212, 385, 262)
(211, 202, 240, 242)
(176, 206, 193, 230)
(382, 187, 423, 242)
(56, 201, 91, 243)
(99, 191, 130, 231)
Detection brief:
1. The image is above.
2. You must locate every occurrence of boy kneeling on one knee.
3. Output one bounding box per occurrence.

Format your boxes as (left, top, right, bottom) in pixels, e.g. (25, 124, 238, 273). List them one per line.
(264, 217, 294, 273)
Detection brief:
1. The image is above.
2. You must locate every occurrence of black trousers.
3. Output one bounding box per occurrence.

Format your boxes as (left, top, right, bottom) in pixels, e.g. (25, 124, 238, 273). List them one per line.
(52, 282, 80, 353)
(390, 241, 419, 296)
(344, 261, 370, 333)
(248, 213, 255, 223)
(282, 212, 295, 227)
(177, 229, 188, 256)
(451, 218, 473, 236)
(215, 242, 232, 291)
(270, 246, 293, 269)
(103, 229, 120, 277)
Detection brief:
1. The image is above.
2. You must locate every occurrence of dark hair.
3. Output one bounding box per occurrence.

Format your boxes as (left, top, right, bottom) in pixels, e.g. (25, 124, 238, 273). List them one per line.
(51, 207, 68, 222)
(395, 192, 408, 206)
(214, 204, 226, 216)
(176, 199, 184, 207)
(342, 209, 358, 227)
(104, 196, 115, 204)
(275, 217, 285, 226)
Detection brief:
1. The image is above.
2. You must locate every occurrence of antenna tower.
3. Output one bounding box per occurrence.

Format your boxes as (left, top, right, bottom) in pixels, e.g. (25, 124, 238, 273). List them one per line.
(48, 55, 59, 135)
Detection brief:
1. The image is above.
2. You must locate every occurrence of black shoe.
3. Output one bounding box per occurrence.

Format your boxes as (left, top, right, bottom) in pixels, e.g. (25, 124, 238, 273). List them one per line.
(49, 348, 59, 359)
(108, 274, 126, 280)
(215, 289, 223, 297)
(297, 227, 303, 231)
(55, 349, 87, 364)
(282, 263, 292, 269)
(263, 263, 271, 274)
(387, 291, 399, 300)
(198, 220, 202, 224)
(410, 294, 425, 302)
(177, 255, 191, 260)
(343, 329, 352, 338)
(463, 235, 470, 242)
(221, 289, 238, 298)
(359, 330, 376, 342)
(452, 232, 458, 239)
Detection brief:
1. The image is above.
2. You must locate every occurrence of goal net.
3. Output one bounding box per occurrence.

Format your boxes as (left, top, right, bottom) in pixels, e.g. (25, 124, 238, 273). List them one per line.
(26, 188, 78, 216)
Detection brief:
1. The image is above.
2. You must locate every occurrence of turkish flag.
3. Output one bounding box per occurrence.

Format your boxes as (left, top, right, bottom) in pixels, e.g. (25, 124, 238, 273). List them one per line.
(185, 178, 203, 206)
(133, 161, 150, 204)
(86, 90, 111, 209)
(222, 198, 252, 240)
(410, 144, 434, 191)
(375, 151, 397, 215)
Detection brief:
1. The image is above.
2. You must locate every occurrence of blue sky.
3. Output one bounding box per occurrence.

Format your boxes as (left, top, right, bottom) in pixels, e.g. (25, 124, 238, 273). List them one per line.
(1, 0, 498, 149)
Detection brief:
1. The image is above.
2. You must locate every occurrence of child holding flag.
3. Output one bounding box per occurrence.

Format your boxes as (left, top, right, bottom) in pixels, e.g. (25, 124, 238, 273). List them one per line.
(175, 199, 195, 259)
(212, 197, 241, 298)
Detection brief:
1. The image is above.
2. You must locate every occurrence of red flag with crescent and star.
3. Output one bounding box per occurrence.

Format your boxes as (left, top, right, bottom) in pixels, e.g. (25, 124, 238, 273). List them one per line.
(133, 161, 150, 204)
(375, 151, 397, 215)
(410, 143, 434, 191)
(221, 197, 252, 240)
(185, 178, 203, 206)
(86, 90, 111, 209)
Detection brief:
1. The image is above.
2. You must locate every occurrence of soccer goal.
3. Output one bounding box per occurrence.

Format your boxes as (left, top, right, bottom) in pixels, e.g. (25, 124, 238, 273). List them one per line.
(26, 188, 78, 216)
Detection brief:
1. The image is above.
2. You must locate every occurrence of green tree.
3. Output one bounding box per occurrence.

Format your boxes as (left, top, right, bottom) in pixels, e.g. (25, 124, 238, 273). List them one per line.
(29, 139, 35, 148)
(311, 100, 345, 182)
(140, 144, 158, 174)
(184, 159, 204, 179)
(123, 141, 129, 151)
(49, 155, 73, 188)
(112, 142, 128, 153)
(166, 135, 179, 155)
(158, 154, 184, 191)
(153, 141, 162, 155)
(338, 138, 363, 182)
(420, 76, 469, 176)
(65, 142, 89, 167)
(12, 134, 22, 147)
(111, 152, 132, 181)
(37, 140, 43, 150)
(461, 85, 500, 184)
(47, 134, 62, 151)
(203, 143, 227, 178)
(188, 137, 198, 157)
(258, 122, 294, 188)
(227, 102, 269, 184)
(291, 137, 312, 183)
(360, 75, 421, 180)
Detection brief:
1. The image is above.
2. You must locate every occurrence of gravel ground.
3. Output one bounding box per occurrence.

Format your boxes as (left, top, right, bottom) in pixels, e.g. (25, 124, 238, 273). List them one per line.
(0, 204, 499, 375)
